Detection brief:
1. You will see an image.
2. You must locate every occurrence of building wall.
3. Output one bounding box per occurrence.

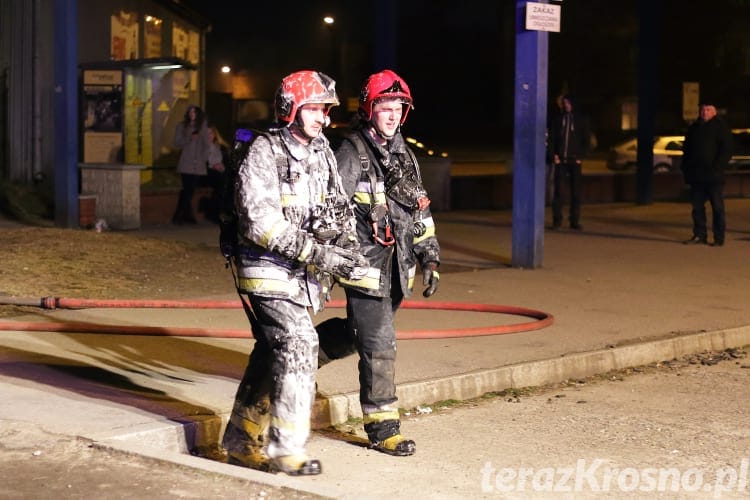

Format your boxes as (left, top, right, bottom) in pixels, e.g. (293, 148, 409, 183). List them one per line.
(78, 0, 207, 172)
(78, 0, 206, 68)
(0, 0, 206, 197)
(0, 0, 55, 187)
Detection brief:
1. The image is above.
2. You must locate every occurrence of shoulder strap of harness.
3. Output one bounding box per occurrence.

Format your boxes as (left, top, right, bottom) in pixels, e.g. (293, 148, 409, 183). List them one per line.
(346, 132, 371, 172)
(346, 131, 395, 245)
(259, 131, 291, 181)
(346, 132, 378, 208)
(403, 144, 423, 184)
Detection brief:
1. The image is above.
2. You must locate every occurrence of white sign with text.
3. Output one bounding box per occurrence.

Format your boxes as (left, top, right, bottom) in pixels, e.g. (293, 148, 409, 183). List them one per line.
(526, 2, 561, 33)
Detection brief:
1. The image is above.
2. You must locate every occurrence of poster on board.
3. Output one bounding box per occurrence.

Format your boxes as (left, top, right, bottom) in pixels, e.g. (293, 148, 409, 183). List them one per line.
(111, 11, 139, 60)
(82, 70, 124, 163)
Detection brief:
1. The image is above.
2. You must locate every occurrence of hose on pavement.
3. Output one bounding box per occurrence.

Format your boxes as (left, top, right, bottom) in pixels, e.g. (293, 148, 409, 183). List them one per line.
(0, 296, 553, 340)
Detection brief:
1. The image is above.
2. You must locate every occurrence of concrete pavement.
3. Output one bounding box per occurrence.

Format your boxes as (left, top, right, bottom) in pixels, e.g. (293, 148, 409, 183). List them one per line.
(2, 199, 750, 497)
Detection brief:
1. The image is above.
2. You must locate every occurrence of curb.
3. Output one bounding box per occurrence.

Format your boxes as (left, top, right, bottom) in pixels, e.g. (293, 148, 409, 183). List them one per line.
(91, 438, 339, 499)
(88, 326, 750, 493)
(95, 326, 750, 448)
(317, 326, 750, 427)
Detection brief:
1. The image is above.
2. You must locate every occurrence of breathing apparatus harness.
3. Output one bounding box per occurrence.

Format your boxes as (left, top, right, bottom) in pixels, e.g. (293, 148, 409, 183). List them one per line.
(346, 130, 430, 246)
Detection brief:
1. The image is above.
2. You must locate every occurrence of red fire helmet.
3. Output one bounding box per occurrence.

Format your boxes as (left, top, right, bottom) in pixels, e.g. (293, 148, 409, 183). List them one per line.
(274, 70, 339, 125)
(359, 69, 413, 125)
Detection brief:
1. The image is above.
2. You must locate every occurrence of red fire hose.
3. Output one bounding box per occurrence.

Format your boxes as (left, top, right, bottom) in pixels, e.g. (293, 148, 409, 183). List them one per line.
(0, 296, 553, 340)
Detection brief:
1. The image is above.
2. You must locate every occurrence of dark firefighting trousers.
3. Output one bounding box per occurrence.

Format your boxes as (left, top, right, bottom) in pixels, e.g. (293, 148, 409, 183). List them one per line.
(222, 295, 318, 459)
(316, 261, 405, 443)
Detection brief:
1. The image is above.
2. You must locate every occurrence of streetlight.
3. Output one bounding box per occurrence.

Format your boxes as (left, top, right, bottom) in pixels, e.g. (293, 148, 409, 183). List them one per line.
(322, 14, 347, 121)
(322, 15, 337, 79)
(218, 65, 232, 94)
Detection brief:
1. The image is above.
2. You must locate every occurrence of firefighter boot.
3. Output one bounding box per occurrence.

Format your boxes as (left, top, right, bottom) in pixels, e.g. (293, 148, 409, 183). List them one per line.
(269, 455, 322, 476)
(222, 399, 271, 471)
(364, 410, 416, 457)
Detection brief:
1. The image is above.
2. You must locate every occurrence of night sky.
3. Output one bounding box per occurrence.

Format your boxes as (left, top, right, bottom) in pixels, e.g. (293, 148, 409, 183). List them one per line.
(180, 0, 750, 150)
(183, 0, 512, 146)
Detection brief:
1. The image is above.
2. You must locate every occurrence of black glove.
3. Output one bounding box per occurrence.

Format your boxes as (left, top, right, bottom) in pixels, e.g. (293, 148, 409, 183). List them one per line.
(422, 261, 439, 298)
(312, 243, 369, 280)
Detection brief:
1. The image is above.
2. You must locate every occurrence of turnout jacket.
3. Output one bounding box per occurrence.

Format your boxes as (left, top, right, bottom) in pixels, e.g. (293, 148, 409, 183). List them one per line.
(335, 128, 440, 298)
(234, 127, 352, 312)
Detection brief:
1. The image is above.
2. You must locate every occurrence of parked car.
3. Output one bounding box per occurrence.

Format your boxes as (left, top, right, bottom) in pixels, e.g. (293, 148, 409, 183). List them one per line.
(606, 135, 684, 173)
(608, 129, 750, 174)
(729, 128, 750, 170)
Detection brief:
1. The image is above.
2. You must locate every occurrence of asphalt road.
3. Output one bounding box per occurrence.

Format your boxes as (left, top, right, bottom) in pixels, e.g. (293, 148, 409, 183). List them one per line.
(2, 349, 747, 499)
(3, 198, 750, 499)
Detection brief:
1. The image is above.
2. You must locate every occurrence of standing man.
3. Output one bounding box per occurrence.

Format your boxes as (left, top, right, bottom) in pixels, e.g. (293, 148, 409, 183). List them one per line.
(681, 98, 733, 246)
(221, 70, 367, 475)
(320, 69, 441, 457)
(550, 95, 591, 230)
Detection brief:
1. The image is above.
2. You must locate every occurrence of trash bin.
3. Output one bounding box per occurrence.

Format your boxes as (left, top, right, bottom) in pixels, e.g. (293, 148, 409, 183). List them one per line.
(78, 194, 97, 228)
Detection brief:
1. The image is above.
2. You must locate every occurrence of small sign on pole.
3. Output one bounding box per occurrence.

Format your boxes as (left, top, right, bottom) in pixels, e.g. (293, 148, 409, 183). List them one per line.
(525, 2, 561, 33)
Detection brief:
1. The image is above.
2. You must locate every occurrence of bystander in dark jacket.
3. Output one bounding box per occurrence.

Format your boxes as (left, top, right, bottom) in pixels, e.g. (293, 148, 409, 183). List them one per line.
(550, 94, 591, 230)
(680, 100, 732, 246)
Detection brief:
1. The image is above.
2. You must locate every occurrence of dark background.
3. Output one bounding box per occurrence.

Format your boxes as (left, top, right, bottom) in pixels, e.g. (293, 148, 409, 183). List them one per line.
(180, 0, 750, 153)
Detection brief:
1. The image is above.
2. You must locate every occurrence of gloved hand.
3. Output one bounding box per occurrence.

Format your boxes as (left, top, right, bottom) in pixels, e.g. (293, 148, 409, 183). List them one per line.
(312, 243, 369, 280)
(422, 261, 440, 298)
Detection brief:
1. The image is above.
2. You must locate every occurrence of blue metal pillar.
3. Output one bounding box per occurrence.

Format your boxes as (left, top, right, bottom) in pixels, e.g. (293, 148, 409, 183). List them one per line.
(511, 1, 549, 268)
(53, 0, 78, 228)
(374, 0, 397, 70)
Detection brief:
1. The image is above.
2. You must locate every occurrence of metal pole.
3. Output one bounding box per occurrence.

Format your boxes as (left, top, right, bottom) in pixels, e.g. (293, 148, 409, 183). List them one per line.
(374, 0, 397, 70)
(53, 0, 78, 227)
(511, 1, 549, 268)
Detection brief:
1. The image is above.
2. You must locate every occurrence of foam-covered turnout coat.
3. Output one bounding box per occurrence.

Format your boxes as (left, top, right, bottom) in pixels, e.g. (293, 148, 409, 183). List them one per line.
(234, 127, 349, 312)
(328, 126, 440, 441)
(223, 126, 351, 460)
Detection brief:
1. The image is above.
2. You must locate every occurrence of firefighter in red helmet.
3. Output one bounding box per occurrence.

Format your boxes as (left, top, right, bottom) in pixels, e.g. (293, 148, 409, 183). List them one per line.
(318, 69, 441, 456)
(221, 70, 367, 475)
